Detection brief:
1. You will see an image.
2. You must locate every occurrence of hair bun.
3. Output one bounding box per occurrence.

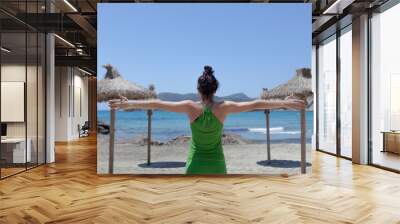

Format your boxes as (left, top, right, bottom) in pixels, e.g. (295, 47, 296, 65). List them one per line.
(198, 65, 219, 99)
(203, 65, 214, 76)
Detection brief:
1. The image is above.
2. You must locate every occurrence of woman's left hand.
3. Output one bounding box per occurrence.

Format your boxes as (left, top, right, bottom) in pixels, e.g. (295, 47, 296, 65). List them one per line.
(284, 96, 306, 110)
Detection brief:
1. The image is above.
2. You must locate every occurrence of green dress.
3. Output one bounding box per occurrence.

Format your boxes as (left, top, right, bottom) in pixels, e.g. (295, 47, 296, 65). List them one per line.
(185, 106, 227, 174)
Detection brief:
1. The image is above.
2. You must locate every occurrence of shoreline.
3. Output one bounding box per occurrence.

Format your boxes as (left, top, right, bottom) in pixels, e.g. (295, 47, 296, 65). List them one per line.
(97, 134, 312, 175)
(98, 132, 312, 146)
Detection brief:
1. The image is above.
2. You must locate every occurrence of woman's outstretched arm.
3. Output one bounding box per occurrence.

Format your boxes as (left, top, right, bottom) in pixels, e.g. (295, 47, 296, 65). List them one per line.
(220, 99, 305, 115)
(108, 98, 196, 114)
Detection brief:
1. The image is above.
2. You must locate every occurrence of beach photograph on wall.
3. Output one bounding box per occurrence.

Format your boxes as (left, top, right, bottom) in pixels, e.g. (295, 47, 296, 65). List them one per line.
(97, 3, 312, 175)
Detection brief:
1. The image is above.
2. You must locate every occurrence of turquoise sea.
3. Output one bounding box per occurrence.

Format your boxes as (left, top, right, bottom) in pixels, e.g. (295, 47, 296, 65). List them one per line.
(98, 110, 313, 143)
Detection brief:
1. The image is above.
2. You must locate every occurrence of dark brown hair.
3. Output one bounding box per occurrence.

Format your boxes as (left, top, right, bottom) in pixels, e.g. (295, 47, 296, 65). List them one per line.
(197, 65, 219, 100)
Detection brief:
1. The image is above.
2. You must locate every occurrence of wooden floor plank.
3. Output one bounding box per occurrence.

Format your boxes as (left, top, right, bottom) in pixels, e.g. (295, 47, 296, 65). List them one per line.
(0, 135, 400, 223)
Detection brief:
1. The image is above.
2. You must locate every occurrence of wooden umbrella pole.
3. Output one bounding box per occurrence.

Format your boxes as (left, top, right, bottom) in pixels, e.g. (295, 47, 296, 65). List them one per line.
(300, 103, 306, 174)
(147, 110, 152, 165)
(109, 108, 116, 174)
(265, 110, 271, 161)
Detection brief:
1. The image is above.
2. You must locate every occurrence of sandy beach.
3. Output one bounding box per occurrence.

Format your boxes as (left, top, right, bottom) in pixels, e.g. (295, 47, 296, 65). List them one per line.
(97, 134, 312, 175)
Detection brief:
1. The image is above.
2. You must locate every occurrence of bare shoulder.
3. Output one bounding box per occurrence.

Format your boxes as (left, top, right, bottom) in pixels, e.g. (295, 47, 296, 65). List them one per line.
(209, 101, 230, 122)
(212, 101, 233, 112)
(217, 100, 237, 108)
(180, 100, 202, 110)
(182, 100, 200, 106)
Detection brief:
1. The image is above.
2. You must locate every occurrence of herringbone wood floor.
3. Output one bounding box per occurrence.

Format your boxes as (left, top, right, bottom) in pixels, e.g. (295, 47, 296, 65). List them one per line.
(1, 135, 400, 224)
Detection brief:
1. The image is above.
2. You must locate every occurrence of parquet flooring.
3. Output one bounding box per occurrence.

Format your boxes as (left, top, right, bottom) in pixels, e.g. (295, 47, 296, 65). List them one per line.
(1, 135, 400, 223)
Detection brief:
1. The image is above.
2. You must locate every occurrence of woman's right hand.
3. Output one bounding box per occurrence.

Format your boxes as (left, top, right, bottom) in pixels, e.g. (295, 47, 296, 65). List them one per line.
(108, 95, 129, 110)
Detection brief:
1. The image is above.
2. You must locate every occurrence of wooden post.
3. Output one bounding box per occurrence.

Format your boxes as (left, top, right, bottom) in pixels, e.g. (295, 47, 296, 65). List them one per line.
(109, 108, 116, 174)
(147, 110, 152, 165)
(265, 110, 271, 161)
(300, 105, 306, 174)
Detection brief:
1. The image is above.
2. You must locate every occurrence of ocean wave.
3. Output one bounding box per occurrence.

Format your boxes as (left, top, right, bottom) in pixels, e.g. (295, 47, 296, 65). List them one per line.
(224, 128, 249, 132)
(225, 127, 300, 135)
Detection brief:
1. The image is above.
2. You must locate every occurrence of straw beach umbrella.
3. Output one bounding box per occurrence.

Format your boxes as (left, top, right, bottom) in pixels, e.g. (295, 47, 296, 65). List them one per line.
(97, 64, 157, 173)
(260, 68, 312, 174)
(261, 68, 312, 100)
(98, 64, 157, 101)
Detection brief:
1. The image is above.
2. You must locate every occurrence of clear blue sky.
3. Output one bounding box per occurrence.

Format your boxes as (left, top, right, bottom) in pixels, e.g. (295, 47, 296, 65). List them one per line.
(98, 3, 311, 98)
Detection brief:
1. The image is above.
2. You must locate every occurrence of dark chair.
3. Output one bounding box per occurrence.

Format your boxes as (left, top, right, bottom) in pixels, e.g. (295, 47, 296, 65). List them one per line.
(78, 121, 90, 138)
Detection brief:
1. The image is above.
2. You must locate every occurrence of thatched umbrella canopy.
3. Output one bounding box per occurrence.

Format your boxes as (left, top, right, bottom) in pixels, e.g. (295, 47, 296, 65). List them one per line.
(97, 64, 157, 173)
(97, 64, 156, 102)
(260, 68, 312, 174)
(261, 68, 312, 100)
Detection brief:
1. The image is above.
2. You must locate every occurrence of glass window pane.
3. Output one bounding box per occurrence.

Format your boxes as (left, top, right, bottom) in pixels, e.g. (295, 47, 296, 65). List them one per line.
(25, 0, 39, 169)
(38, 33, 45, 165)
(371, 4, 400, 171)
(1, 31, 27, 177)
(318, 35, 337, 154)
(27, 31, 38, 169)
(340, 27, 352, 158)
(0, 1, 46, 179)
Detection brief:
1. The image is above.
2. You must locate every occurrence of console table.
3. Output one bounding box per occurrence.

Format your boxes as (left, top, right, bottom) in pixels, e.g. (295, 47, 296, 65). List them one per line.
(1, 138, 31, 164)
(382, 131, 400, 154)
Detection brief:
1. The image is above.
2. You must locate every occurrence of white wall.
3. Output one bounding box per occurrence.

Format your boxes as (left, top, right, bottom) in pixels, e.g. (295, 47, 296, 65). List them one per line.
(1, 65, 26, 143)
(1, 65, 39, 138)
(55, 66, 69, 141)
(1, 63, 47, 164)
(55, 67, 89, 141)
(71, 72, 89, 138)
